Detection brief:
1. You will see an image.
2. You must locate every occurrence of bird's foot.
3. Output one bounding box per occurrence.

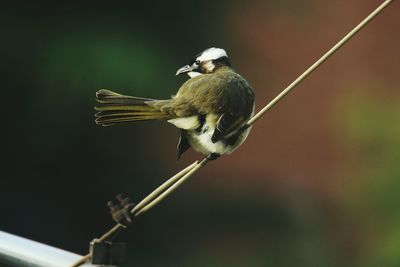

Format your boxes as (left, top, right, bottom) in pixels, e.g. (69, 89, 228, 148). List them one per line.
(107, 194, 135, 228)
(206, 153, 220, 161)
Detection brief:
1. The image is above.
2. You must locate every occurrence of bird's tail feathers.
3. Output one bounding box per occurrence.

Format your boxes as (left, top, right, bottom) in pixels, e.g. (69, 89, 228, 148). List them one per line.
(95, 89, 171, 126)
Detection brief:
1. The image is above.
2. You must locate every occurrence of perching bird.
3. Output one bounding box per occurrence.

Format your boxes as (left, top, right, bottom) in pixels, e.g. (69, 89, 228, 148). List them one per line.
(95, 47, 255, 160)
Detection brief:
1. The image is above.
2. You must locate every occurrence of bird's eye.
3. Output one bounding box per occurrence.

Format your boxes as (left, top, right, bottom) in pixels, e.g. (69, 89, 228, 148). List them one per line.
(195, 60, 201, 65)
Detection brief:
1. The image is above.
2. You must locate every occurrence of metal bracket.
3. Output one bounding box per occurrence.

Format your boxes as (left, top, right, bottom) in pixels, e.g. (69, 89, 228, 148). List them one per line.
(90, 239, 126, 266)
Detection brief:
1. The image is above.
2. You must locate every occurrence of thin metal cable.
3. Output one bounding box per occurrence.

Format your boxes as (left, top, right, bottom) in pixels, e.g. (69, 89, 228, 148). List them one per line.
(71, 1, 395, 266)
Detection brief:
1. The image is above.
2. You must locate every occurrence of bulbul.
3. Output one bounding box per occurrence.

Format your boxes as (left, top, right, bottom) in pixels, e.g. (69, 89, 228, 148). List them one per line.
(95, 47, 255, 160)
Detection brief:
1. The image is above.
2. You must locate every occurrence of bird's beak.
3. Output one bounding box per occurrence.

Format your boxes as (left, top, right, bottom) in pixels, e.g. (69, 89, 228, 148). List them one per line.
(176, 65, 194, 76)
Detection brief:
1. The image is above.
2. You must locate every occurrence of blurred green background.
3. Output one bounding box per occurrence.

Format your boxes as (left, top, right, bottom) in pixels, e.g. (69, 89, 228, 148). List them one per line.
(1, 1, 399, 266)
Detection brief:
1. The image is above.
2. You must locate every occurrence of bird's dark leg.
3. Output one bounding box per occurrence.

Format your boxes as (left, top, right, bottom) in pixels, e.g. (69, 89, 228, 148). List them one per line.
(177, 130, 191, 160)
(206, 153, 220, 161)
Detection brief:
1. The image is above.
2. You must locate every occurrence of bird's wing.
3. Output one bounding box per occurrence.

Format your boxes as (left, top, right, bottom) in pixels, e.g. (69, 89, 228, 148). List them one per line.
(173, 71, 255, 142)
(211, 113, 247, 143)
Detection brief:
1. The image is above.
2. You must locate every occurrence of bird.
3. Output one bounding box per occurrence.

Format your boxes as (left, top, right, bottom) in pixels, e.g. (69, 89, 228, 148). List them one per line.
(95, 47, 255, 160)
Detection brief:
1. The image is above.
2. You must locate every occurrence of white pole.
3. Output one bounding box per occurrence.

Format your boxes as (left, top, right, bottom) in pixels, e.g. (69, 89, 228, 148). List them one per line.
(0, 231, 95, 267)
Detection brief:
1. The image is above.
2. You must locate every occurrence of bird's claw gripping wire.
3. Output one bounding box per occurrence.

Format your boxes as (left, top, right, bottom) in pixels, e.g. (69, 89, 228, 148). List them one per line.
(107, 194, 135, 228)
(206, 153, 220, 161)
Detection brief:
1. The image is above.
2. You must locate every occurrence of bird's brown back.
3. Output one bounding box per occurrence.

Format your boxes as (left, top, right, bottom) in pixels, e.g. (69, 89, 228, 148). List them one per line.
(147, 66, 255, 119)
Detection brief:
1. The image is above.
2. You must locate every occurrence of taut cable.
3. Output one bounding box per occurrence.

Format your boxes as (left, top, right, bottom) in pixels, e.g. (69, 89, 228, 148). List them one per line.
(71, 1, 395, 266)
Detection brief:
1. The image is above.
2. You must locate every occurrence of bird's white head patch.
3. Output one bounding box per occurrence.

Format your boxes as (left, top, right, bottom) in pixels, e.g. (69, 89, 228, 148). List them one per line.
(196, 47, 228, 62)
(176, 47, 230, 77)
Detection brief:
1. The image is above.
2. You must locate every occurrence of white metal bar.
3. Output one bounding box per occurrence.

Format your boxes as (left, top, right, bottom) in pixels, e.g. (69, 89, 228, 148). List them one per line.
(0, 231, 94, 267)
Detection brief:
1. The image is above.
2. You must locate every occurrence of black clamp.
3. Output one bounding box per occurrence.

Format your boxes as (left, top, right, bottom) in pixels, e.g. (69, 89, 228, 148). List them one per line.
(90, 239, 126, 266)
(108, 194, 135, 228)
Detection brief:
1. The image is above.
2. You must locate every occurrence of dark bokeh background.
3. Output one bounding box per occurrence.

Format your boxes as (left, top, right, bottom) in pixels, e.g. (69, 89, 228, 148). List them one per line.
(2, 1, 399, 266)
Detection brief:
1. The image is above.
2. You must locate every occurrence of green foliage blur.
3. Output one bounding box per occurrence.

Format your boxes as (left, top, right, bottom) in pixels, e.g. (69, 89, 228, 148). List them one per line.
(339, 92, 400, 267)
(1, 1, 399, 267)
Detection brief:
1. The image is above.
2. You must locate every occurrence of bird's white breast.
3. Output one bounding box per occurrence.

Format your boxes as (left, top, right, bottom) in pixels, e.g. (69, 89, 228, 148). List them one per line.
(185, 113, 251, 156)
(168, 109, 254, 157)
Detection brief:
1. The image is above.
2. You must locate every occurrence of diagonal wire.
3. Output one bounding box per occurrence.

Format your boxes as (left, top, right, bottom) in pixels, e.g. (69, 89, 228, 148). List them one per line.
(71, 1, 395, 266)
(246, 0, 395, 126)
